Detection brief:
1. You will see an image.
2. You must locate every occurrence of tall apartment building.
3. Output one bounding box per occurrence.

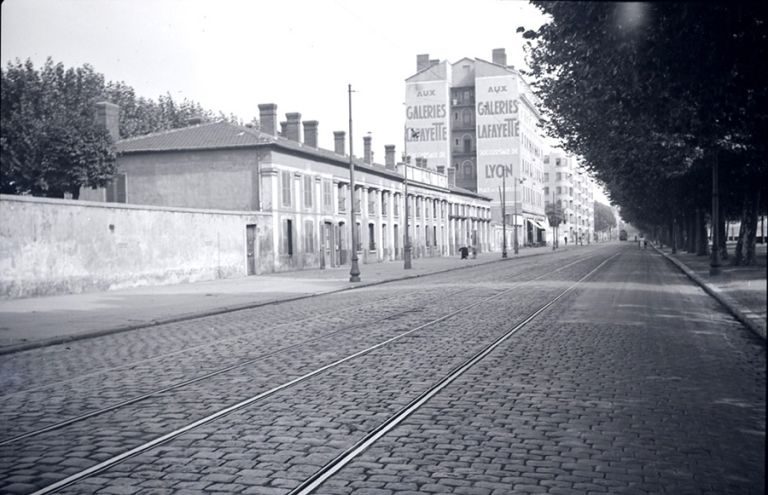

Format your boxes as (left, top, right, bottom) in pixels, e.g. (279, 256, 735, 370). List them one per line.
(404, 48, 548, 246)
(543, 150, 596, 245)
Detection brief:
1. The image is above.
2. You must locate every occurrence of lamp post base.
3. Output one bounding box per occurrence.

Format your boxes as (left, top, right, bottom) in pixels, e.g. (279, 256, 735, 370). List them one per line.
(349, 256, 361, 282)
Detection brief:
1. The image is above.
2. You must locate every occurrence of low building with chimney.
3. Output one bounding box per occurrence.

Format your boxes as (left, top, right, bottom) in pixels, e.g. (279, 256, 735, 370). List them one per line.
(80, 102, 493, 275)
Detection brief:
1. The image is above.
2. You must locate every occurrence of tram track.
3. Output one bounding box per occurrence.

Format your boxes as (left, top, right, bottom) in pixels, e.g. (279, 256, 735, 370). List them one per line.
(3, 252, 598, 445)
(22, 250, 614, 495)
(0, 286, 443, 397)
(290, 251, 620, 494)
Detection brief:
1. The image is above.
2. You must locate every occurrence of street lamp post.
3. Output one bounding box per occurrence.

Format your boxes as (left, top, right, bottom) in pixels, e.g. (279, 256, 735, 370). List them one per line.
(501, 173, 507, 258)
(513, 177, 525, 255)
(348, 84, 361, 282)
(403, 127, 413, 269)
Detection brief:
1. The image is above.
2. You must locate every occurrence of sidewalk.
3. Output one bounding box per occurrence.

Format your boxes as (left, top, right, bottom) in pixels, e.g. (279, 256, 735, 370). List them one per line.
(653, 242, 767, 340)
(0, 245, 567, 353)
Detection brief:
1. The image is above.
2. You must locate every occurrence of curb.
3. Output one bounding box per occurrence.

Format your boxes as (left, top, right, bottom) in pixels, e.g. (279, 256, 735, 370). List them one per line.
(0, 247, 574, 355)
(653, 245, 766, 342)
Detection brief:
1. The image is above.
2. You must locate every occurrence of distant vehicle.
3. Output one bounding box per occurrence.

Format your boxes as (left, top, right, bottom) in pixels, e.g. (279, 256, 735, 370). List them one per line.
(619, 229, 628, 241)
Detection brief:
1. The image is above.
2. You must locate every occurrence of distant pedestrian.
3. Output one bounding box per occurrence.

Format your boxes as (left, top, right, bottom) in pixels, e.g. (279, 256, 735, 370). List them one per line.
(564, 237, 568, 246)
(460, 246, 469, 259)
(644, 239, 648, 249)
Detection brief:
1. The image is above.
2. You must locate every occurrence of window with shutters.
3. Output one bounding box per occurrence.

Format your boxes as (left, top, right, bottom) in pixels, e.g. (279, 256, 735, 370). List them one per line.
(281, 171, 292, 207)
(303, 175, 313, 208)
(323, 180, 332, 212)
(304, 220, 314, 252)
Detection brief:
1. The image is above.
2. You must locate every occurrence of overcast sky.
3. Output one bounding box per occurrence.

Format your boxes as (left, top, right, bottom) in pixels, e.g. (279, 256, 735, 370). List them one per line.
(1, 0, 609, 201)
(1, 0, 552, 147)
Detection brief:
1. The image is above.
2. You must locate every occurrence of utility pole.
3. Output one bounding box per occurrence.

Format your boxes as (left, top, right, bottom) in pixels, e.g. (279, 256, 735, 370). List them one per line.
(348, 84, 361, 282)
(403, 126, 413, 269)
(513, 177, 519, 255)
(501, 173, 507, 258)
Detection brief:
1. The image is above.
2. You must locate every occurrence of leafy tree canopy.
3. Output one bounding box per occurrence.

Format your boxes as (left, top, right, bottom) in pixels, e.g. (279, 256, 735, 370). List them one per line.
(1, 57, 242, 198)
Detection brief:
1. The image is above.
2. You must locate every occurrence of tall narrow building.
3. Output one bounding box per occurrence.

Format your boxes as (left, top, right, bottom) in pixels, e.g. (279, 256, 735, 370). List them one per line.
(405, 48, 548, 246)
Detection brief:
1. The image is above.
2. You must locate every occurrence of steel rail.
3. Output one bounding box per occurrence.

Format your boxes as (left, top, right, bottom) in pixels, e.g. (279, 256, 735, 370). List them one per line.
(29, 251, 606, 495)
(1, 287, 473, 446)
(289, 251, 621, 494)
(0, 285, 446, 400)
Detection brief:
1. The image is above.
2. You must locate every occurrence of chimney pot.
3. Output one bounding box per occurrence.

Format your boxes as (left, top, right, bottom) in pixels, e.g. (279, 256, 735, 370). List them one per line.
(94, 101, 120, 142)
(258, 103, 278, 135)
(416, 53, 430, 72)
(302, 120, 319, 147)
(285, 112, 301, 142)
(363, 135, 372, 164)
(334, 131, 346, 155)
(384, 145, 396, 169)
(280, 121, 288, 136)
(492, 48, 507, 67)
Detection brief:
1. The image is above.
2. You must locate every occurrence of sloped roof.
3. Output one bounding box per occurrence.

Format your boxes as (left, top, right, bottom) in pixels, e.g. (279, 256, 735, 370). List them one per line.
(117, 121, 270, 153)
(116, 121, 492, 201)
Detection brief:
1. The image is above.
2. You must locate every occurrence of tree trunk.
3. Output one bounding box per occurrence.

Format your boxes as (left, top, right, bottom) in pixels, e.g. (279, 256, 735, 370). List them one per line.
(696, 208, 708, 256)
(719, 211, 728, 261)
(686, 212, 696, 253)
(745, 188, 760, 265)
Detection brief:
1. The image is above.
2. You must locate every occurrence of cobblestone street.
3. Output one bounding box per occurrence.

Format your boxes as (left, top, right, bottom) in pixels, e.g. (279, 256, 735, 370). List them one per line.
(0, 244, 764, 494)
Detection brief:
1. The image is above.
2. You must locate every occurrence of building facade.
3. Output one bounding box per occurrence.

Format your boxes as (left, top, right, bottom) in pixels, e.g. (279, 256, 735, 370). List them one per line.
(405, 48, 548, 247)
(543, 150, 596, 246)
(81, 102, 493, 274)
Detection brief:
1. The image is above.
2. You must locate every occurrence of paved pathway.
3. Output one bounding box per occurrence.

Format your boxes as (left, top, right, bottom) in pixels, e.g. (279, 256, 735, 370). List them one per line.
(0, 246, 563, 352)
(652, 242, 766, 339)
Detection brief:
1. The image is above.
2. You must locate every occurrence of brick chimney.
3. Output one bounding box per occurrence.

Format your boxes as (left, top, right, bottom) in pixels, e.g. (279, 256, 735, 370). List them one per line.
(280, 121, 287, 137)
(94, 101, 119, 142)
(492, 48, 507, 67)
(285, 112, 301, 142)
(384, 145, 395, 169)
(363, 135, 372, 164)
(416, 53, 430, 72)
(303, 120, 318, 147)
(258, 103, 278, 135)
(334, 131, 346, 155)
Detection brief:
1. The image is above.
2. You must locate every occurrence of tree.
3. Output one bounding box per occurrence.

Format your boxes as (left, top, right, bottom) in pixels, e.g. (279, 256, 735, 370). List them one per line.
(545, 200, 565, 248)
(1, 58, 116, 198)
(593, 202, 616, 233)
(521, 3, 768, 264)
(1, 58, 246, 199)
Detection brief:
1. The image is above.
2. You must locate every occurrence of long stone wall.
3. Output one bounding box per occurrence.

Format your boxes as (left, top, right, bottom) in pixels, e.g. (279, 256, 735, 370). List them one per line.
(0, 195, 272, 299)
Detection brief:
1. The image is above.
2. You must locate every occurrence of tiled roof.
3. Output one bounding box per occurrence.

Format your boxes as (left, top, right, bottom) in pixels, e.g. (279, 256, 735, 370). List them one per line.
(117, 121, 270, 152)
(116, 121, 491, 201)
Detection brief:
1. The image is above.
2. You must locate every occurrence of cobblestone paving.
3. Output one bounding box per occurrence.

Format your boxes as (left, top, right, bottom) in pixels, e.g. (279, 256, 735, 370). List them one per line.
(47, 254, 607, 495)
(0, 249, 606, 493)
(0, 286, 474, 439)
(320, 248, 766, 495)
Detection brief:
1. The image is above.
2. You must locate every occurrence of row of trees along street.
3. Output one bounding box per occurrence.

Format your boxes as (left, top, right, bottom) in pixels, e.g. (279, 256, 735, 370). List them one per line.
(521, 2, 767, 265)
(0, 58, 242, 199)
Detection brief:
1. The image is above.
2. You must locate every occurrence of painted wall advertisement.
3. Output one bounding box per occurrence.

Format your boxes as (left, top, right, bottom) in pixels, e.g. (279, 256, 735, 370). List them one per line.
(404, 80, 450, 169)
(475, 75, 521, 199)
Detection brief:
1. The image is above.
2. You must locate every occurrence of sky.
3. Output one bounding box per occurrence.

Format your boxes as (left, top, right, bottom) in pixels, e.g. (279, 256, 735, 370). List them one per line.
(0, 0, 609, 202)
